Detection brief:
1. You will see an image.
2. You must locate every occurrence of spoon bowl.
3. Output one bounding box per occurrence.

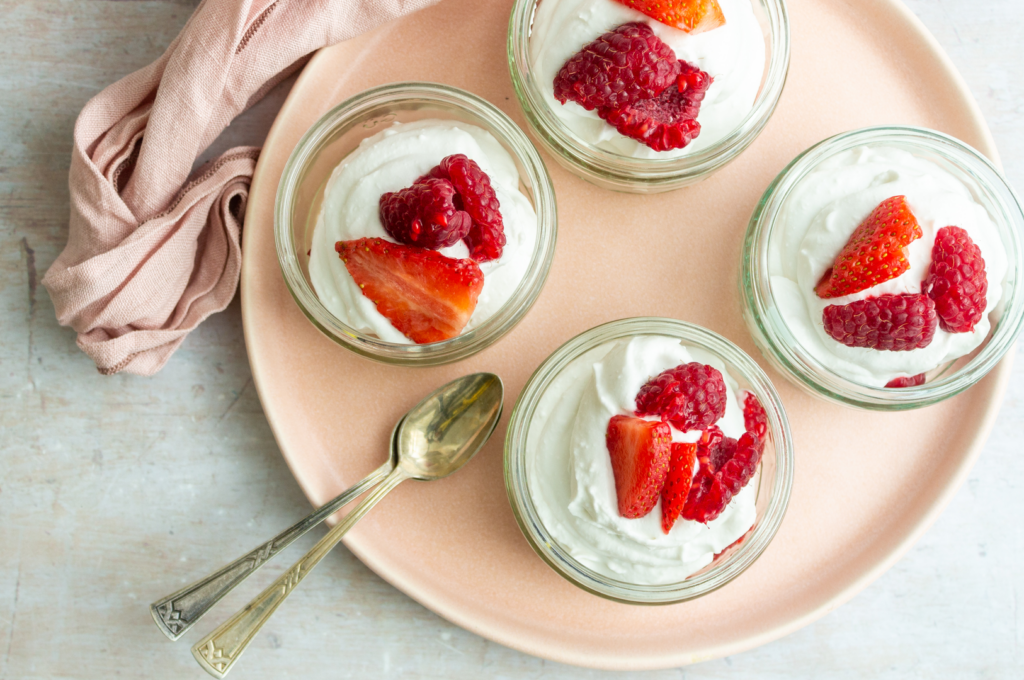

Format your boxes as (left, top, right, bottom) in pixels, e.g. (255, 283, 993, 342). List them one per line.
(397, 373, 504, 481)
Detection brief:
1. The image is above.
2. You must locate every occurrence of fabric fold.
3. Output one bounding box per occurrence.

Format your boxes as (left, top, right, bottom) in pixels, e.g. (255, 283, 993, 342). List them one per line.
(43, 0, 441, 375)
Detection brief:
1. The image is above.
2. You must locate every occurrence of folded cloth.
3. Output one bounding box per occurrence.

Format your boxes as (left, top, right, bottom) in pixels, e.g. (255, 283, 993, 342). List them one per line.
(42, 0, 440, 375)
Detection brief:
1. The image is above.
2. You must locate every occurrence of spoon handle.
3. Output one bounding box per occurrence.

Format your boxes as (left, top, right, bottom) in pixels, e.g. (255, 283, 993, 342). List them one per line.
(191, 466, 410, 679)
(150, 460, 393, 641)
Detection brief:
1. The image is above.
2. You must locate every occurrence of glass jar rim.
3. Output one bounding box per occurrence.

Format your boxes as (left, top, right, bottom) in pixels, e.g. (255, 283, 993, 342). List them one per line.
(506, 0, 791, 187)
(742, 125, 1024, 409)
(504, 317, 794, 604)
(274, 81, 558, 366)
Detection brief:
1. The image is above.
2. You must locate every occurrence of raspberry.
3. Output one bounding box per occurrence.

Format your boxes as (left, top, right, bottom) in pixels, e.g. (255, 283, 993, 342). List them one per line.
(719, 433, 761, 496)
(822, 293, 937, 352)
(553, 23, 681, 111)
(923, 226, 988, 333)
(462, 221, 506, 263)
(885, 373, 926, 388)
(742, 391, 768, 442)
(681, 428, 762, 525)
(635, 362, 727, 433)
(379, 178, 472, 250)
(816, 196, 923, 299)
(707, 431, 738, 471)
(598, 60, 711, 151)
(421, 154, 506, 262)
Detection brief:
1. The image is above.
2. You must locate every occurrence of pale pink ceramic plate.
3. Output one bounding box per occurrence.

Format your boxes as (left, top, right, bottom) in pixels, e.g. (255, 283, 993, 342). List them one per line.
(241, 0, 1012, 669)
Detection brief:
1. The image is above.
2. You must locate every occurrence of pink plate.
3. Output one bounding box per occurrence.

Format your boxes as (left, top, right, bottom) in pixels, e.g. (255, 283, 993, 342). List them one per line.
(241, 0, 1011, 669)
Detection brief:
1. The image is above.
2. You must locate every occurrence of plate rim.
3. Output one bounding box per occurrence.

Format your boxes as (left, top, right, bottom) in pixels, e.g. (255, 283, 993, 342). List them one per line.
(240, 0, 1014, 669)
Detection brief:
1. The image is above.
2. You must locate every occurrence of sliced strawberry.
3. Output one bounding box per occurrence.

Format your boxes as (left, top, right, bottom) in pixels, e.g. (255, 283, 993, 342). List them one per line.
(606, 415, 672, 519)
(681, 428, 761, 524)
(335, 238, 483, 344)
(613, 0, 726, 34)
(815, 196, 923, 299)
(660, 442, 697, 534)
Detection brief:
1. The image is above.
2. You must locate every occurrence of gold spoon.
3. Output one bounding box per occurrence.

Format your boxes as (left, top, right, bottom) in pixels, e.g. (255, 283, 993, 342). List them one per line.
(191, 373, 503, 678)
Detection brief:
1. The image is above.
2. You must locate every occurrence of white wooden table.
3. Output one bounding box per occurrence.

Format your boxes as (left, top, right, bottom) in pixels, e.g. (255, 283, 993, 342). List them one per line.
(1, 1, 1022, 677)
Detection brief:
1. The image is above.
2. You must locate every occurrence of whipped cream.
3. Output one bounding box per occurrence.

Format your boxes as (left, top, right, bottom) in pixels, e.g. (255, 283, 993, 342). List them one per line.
(309, 120, 539, 343)
(529, 0, 765, 158)
(768, 145, 1008, 387)
(526, 335, 757, 585)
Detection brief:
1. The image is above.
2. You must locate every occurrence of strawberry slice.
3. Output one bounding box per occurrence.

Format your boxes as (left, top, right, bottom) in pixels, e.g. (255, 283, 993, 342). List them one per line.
(613, 0, 726, 34)
(815, 196, 923, 299)
(335, 238, 483, 344)
(660, 442, 697, 534)
(606, 415, 672, 519)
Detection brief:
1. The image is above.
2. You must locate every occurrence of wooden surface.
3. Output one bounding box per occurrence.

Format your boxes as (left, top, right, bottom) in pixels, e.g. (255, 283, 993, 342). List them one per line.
(0, 0, 1021, 678)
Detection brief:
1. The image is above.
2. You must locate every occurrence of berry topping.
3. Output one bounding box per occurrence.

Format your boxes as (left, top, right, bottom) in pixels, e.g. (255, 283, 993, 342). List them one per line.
(420, 154, 506, 262)
(707, 430, 738, 472)
(613, 0, 726, 34)
(598, 60, 711, 152)
(606, 415, 672, 519)
(681, 428, 762, 525)
(553, 23, 681, 112)
(462, 220, 507, 263)
(924, 226, 988, 333)
(815, 196, 923, 299)
(742, 391, 768, 442)
(822, 293, 937, 352)
(335, 238, 483, 344)
(379, 178, 472, 250)
(885, 373, 926, 388)
(660, 442, 697, 534)
(635, 362, 727, 433)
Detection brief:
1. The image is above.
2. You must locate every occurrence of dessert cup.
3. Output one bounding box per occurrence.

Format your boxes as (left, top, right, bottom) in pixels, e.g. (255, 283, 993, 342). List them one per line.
(507, 0, 790, 193)
(275, 82, 558, 366)
(742, 126, 1024, 410)
(504, 317, 793, 604)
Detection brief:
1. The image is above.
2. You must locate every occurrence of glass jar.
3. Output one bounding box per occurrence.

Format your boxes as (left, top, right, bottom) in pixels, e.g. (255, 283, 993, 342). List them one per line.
(275, 82, 558, 366)
(742, 126, 1024, 409)
(507, 0, 790, 193)
(504, 317, 794, 604)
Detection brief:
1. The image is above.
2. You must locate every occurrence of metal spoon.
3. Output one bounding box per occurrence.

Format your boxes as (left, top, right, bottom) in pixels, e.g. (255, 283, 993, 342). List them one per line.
(150, 428, 398, 641)
(191, 372, 503, 678)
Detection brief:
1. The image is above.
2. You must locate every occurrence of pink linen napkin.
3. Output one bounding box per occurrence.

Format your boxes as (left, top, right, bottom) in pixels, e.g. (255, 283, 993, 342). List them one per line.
(42, 0, 440, 375)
